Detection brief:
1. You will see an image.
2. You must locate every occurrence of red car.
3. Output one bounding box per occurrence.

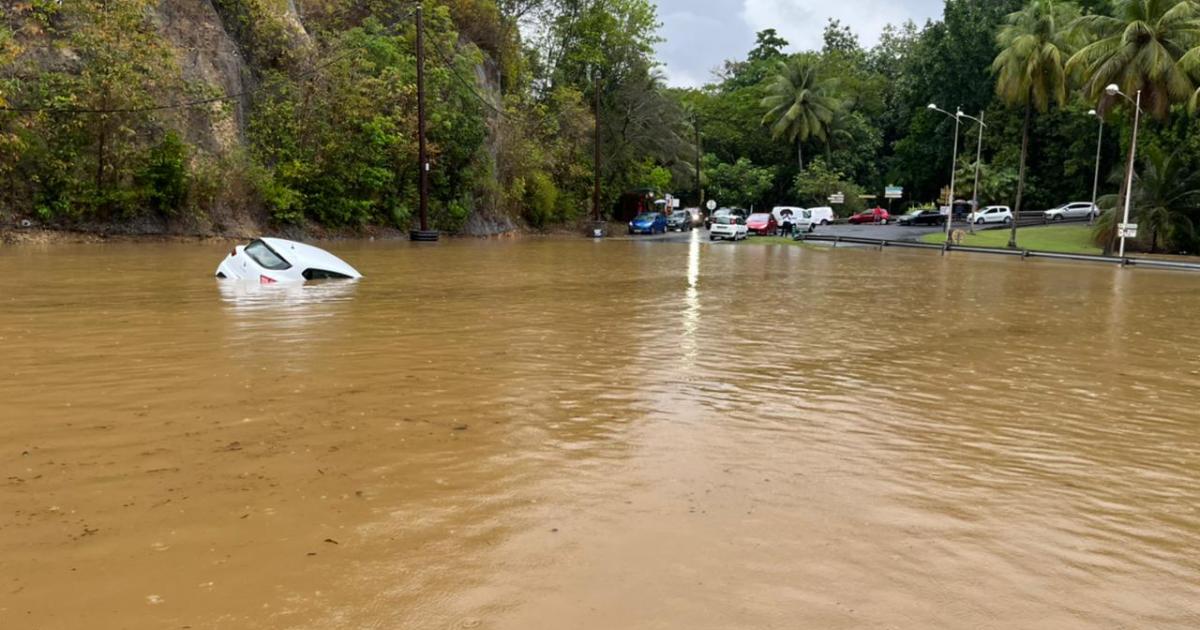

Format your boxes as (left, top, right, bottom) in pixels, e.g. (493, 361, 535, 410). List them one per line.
(745, 213, 778, 235)
(848, 208, 891, 225)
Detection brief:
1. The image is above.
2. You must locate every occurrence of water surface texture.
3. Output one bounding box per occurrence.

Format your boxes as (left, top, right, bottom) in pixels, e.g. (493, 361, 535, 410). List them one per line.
(2, 236, 1198, 629)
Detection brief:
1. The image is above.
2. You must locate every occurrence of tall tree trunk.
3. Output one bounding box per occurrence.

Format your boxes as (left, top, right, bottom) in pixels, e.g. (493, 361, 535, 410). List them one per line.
(1009, 99, 1032, 249)
(825, 140, 832, 165)
(797, 140, 804, 171)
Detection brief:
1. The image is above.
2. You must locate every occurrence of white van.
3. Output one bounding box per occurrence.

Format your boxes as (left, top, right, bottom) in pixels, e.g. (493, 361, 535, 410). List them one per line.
(772, 206, 836, 234)
(805, 206, 836, 225)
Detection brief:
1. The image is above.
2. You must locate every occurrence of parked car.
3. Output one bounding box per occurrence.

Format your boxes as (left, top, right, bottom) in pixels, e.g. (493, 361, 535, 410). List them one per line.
(968, 205, 1013, 225)
(705, 207, 747, 230)
(709, 214, 748, 241)
(1043, 202, 1098, 221)
(215, 237, 363, 283)
(805, 206, 836, 226)
(848, 208, 891, 225)
(898, 209, 947, 226)
(667, 210, 693, 232)
(745, 213, 778, 236)
(629, 212, 668, 234)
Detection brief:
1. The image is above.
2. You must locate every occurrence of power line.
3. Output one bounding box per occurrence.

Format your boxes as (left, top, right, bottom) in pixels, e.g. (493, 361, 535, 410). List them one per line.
(424, 26, 504, 116)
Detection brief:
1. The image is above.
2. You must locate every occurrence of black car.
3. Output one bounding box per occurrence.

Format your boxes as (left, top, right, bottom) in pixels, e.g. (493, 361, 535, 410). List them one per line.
(667, 210, 693, 232)
(899, 210, 947, 226)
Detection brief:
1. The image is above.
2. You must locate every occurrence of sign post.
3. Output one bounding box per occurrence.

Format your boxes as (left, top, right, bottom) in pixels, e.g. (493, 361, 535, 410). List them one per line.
(1118, 223, 1139, 240)
(885, 185, 903, 213)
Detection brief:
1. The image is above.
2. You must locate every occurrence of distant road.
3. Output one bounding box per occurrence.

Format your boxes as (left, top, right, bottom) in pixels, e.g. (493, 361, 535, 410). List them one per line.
(614, 221, 949, 244)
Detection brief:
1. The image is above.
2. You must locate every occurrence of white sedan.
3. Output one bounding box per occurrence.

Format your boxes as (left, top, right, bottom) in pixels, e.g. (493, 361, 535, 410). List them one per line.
(1043, 202, 1098, 221)
(216, 237, 362, 283)
(709, 215, 748, 241)
(968, 206, 1013, 225)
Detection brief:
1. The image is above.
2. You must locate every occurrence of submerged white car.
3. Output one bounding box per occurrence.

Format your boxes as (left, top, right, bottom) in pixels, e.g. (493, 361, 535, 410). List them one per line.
(215, 237, 362, 283)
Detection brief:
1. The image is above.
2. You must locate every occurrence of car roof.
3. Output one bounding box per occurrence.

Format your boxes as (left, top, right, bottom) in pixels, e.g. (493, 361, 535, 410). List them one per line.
(259, 237, 362, 278)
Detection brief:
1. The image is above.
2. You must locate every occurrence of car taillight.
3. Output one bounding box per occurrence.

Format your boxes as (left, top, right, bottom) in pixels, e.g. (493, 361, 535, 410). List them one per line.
(260, 275, 276, 284)
(230, 248, 237, 257)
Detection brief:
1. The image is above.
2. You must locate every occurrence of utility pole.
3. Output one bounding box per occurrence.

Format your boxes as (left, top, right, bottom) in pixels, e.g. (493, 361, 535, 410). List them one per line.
(411, 5, 438, 242)
(593, 67, 602, 223)
(695, 114, 703, 210)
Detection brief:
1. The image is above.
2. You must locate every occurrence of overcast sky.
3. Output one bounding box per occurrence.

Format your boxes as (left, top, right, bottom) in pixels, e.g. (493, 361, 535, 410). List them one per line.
(655, 0, 944, 87)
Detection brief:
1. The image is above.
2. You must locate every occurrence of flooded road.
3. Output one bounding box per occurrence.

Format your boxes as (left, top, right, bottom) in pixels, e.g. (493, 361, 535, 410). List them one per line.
(2, 234, 1198, 629)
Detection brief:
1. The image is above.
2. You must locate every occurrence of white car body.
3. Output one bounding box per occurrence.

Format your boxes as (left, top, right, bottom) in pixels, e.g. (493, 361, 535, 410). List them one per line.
(709, 217, 748, 241)
(772, 206, 820, 233)
(1043, 202, 1098, 221)
(215, 237, 362, 283)
(968, 206, 1013, 225)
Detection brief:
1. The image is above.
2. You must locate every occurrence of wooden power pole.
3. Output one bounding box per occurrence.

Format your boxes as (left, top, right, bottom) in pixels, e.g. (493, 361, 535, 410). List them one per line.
(411, 5, 438, 241)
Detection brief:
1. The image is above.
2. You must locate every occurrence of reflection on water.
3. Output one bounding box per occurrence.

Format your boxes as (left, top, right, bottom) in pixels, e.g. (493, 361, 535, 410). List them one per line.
(0, 239, 1198, 630)
(216, 278, 360, 311)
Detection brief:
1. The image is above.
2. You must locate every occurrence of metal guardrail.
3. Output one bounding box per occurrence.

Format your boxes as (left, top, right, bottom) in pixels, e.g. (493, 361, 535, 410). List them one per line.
(794, 234, 1200, 272)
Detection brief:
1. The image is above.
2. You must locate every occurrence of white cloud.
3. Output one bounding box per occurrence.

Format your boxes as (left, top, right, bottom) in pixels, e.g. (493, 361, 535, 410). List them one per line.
(740, 0, 941, 50)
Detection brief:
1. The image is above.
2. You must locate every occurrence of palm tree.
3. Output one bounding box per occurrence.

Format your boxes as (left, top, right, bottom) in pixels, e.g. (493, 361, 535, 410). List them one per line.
(1095, 145, 1200, 252)
(1070, 0, 1200, 120)
(1069, 1, 1200, 252)
(761, 56, 839, 171)
(992, 0, 1080, 249)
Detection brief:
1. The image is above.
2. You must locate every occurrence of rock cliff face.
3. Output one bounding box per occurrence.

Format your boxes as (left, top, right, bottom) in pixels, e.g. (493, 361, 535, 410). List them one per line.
(154, 0, 249, 153)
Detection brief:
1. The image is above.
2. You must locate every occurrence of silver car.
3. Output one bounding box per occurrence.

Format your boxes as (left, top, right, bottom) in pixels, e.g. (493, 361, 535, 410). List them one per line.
(1043, 202, 1099, 222)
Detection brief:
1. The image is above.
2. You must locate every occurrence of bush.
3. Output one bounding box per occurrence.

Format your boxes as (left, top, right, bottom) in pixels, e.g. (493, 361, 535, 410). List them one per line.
(139, 132, 189, 216)
(524, 171, 559, 228)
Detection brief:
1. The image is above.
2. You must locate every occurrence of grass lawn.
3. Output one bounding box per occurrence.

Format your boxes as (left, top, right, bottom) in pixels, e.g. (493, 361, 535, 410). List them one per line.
(918, 224, 1102, 255)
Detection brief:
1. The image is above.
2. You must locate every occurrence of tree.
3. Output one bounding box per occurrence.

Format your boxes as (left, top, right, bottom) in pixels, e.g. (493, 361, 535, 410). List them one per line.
(761, 56, 839, 171)
(1096, 145, 1200, 251)
(992, 0, 1079, 247)
(748, 29, 789, 63)
(1070, 0, 1200, 120)
(704, 156, 775, 209)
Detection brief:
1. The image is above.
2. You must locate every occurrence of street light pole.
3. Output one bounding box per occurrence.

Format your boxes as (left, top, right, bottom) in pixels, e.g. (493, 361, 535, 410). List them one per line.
(956, 110, 987, 234)
(1088, 109, 1103, 226)
(1106, 84, 1142, 258)
(928, 104, 962, 242)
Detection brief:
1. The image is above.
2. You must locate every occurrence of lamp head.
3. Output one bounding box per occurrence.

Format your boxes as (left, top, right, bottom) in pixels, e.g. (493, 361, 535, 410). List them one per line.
(927, 103, 937, 110)
(1105, 84, 1120, 96)
(1088, 109, 1097, 116)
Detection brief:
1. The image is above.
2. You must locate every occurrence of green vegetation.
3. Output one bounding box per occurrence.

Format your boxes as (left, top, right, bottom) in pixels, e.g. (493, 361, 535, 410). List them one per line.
(919, 224, 1102, 254)
(1, 0, 1200, 252)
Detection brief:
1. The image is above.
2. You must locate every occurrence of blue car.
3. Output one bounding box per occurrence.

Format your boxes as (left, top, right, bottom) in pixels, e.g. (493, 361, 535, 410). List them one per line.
(628, 212, 668, 235)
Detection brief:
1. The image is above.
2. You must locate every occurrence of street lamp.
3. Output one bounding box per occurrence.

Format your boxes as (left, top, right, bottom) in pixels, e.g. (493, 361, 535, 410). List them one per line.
(1088, 109, 1103, 226)
(956, 110, 987, 234)
(1105, 84, 1142, 258)
(928, 103, 962, 242)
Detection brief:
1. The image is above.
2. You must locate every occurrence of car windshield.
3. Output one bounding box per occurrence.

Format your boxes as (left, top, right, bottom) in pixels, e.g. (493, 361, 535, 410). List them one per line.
(714, 216, 736, 225)
(748, 214, 770, 222)
(671, 211, 687, 219)
(635, 214, 658, 221)
(244, 239, 291, 271)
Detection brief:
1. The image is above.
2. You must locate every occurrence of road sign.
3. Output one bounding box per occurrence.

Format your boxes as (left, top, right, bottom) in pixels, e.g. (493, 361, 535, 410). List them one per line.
(706, 199, 717, 211)
(885, 185, 903, 199)
(1118, 223, 1139, 238)
(828, 192, 845, 204)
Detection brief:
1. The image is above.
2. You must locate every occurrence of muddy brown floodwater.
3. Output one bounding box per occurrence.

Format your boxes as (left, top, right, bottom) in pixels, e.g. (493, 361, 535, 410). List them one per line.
(1, 234, 1199, 629)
